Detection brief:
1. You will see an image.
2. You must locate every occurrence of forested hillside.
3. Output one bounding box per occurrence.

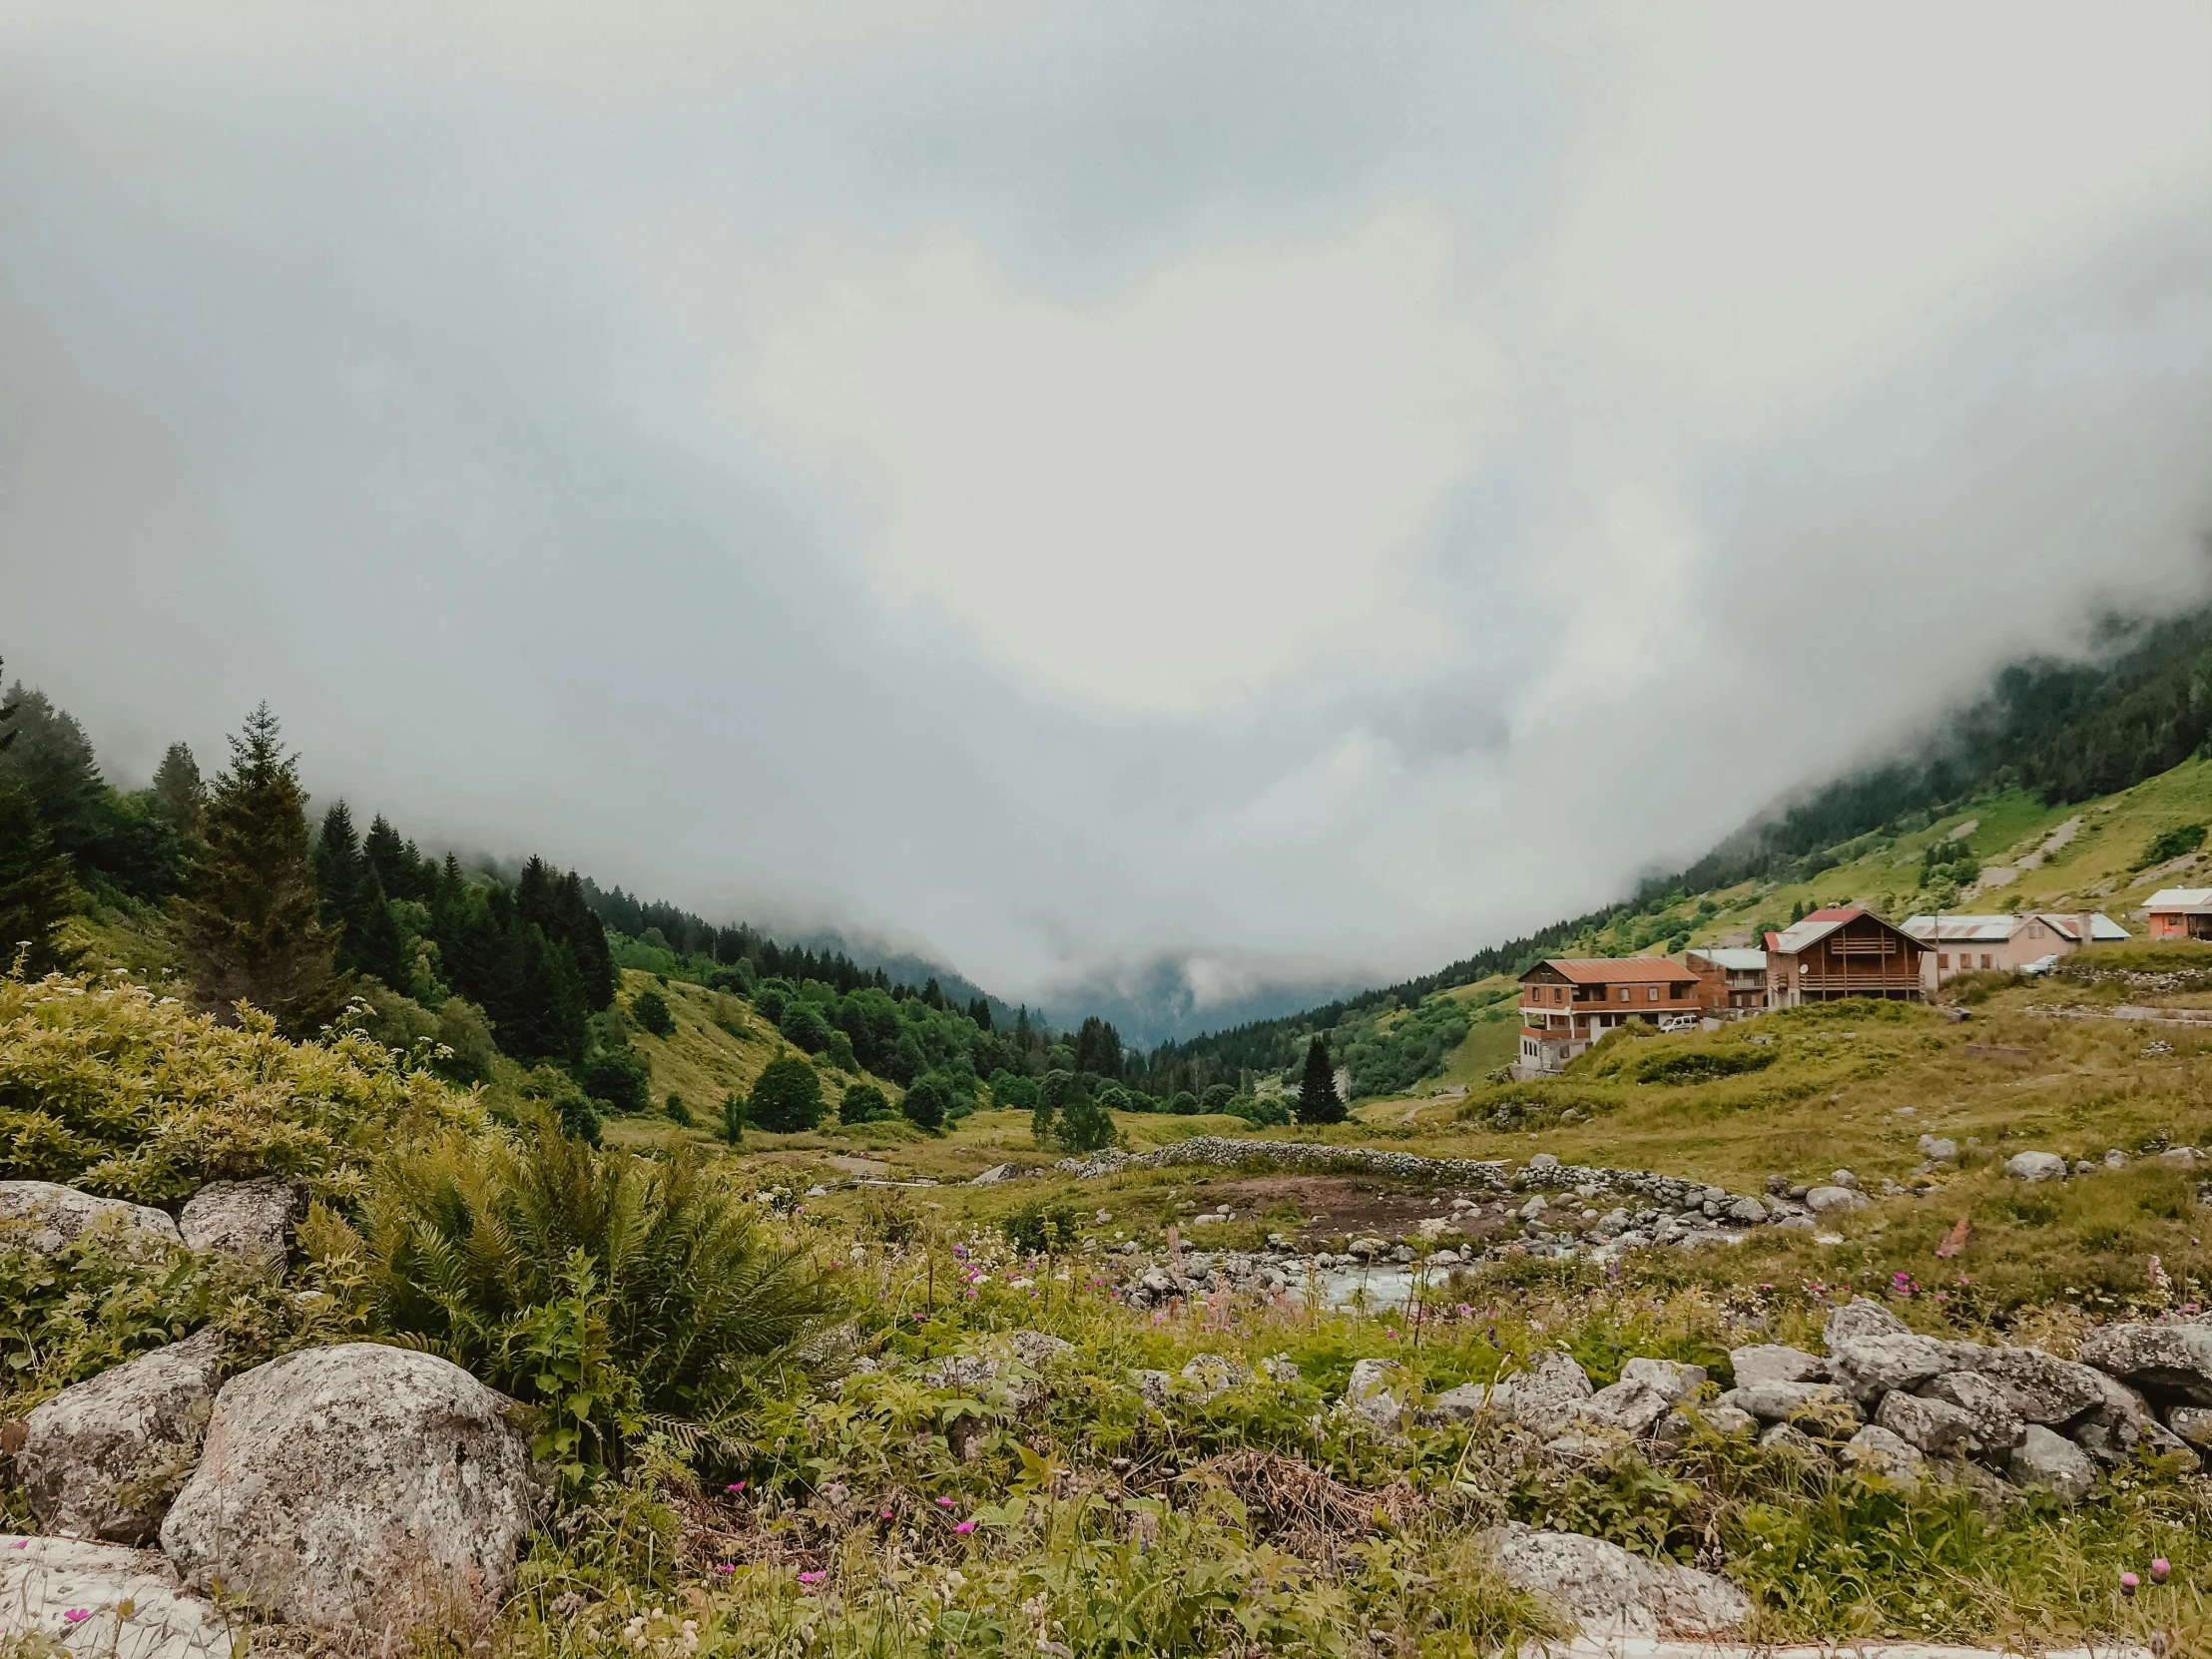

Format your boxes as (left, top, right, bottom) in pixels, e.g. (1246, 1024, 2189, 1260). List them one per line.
(1146, 599, 2212, 1097)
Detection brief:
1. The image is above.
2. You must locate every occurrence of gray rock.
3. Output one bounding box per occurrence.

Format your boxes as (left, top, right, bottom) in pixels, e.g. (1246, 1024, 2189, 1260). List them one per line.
(1425, 1381, 1505, 1423)
(0, 1533, 234, 1659)
(1658, 1402, 1755, 1442)
(1135, 1370, 1172, 1410)
(1728, 1344, 1827, 1386)
(18, 1329, 224, 1545)
(2167, 1404, 2212, 1449)
(2077, 1321, 2212, 1406)
(1824, 1300, 1950, 1402)
(1725, 1380, 1856, 1424)
(1918, 1372, 2026, 1455)
(0, 1182, 181, 1255)
(160, 1344, 540, 1638)
(1508, 1351, 1593, 1435)
(1874, 1389, 1978, 1457)
(1831, 1169, 1860, 1190)
(1009, 1331, 1073, 1369)
(1179, 1354, 1247, 1401)
(1976, 1346, 2107, 1424)
(1758, 1422, 1825, 1456)
(2007, 1424, 2097, 1504)
(2003, 1151, 2067, 1183)
(1488, 1522, 1750, 1639)
(1923, 1138, 1958, 1163)
(1725, 1197, 1768, 1225)
(1578, 1380, 1671, 1437)
(1805, 1185, 1868, 1216)
(1346, 1236, 1387, 1259)
(2104, 1148, 2129, 1169)
(967, 1163, 1021, 1185)
(1343, 1357, 1403, 1432)
(177, 1179, 310, 1269)
(1619, 1357, 1707, 1405)
(1841, 1422, 1926, 1481)
(2071, 1370, 2195, 1466)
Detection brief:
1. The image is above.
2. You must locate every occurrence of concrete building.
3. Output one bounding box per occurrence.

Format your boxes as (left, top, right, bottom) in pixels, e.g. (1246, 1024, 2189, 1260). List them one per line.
(1901, 910, 2126, 987)
(1684, 947, 1769, 1016)
(2144, 888, 2212, 941)
(1516, 957, 1701, 1076)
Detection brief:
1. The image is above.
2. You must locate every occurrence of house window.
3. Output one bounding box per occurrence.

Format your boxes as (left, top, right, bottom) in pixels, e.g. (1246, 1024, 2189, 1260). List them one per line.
(1980, 953, 1993, 970)
(1937, 954, 1948, 970)
(1648, 986, 1660, 1001)
(1618, 987, 1629, 1002)
(1670, 983, 1688, 999)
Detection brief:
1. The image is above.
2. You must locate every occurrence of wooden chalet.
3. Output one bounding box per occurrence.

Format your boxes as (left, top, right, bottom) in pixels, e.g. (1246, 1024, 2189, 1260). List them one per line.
(1516, 956, 1701, 1077)
(1763, 906, 1927, 1006)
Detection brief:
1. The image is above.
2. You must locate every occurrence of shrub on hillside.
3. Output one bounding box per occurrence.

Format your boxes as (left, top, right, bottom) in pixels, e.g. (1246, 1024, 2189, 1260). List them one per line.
(0, 970, 479, 1203)
(999, 1198, 1081, 1256)
(721, 1090, 747, 1144)
(345, 1117, 830, 1478)
(1634, 1047, 1777, 1086)
(1032, 1070, 1115, 1152)
(989, 1069, 1039, 1112)
(629, 988, 675, 1037)
(1200, 1083, 1235, 1112)
(779, 999, 834, 1055)
(1170, 1090, 1201, 1115)
(749, 1058, 823, 1133)
(2136, 823, 2206, 868)
(900, 1072, 953, 1132)
(579, 1045, 651, 1115)
(838, 1083, 889, 1125)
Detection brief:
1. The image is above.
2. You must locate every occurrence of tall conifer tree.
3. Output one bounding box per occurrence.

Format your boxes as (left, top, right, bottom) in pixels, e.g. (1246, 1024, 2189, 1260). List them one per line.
(1297, 1035, 1345, 1125)
(173, 705, 338, 1030)
(0, 662, 79, 972)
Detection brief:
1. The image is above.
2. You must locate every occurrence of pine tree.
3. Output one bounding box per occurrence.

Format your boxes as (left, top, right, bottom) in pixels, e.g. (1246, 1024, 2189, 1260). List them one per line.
(312, 801, 370, 949)
(0, 684, 104, 866)
(1297, 1035, 1344, 1126)
(0, 772, 79, 972)
(151, 744, 206, 844)
(173, 705, 339, 1030)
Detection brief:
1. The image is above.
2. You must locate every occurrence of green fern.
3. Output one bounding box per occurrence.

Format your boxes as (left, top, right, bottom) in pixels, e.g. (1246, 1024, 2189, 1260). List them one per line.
(350, 1114, 830, 1477)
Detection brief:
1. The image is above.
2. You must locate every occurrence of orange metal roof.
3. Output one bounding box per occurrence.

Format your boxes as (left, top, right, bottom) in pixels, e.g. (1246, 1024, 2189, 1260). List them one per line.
(1522, 956, 1701, 985)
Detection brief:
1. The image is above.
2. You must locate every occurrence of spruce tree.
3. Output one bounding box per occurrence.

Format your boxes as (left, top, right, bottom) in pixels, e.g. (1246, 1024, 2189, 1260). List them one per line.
(151, 743, 206, 844)
(0, 772, 79, 972)
(172, 705, 339, 1030)
(1297, 1035, 1345, 1125)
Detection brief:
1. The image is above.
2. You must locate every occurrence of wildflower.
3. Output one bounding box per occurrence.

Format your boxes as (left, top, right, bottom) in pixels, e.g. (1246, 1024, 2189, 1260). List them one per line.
(2151, 1558, 2171, 1583)
(936, 1495, 957, 1507)
(2120, 1572, 2139, 1598)
(62, 1610, 92, 1624)
(798, 1570, 827, 1587)
(954, 1520, 977, 1535)
(880, 1507, 894, 1519)
(7, 1539, 26, 1549)
(727, 1480, 747, 1493)
(715, 1564, 737, 1575)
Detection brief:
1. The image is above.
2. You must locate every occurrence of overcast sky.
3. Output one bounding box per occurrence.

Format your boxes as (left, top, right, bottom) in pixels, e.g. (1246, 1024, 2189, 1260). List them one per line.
(5, 1, 2211, 1027)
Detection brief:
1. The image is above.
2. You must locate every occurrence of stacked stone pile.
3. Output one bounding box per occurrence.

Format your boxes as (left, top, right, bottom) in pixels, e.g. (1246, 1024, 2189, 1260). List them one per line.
(1319, 1296, 2211, 1506)
(1, 1179, 543, 1658)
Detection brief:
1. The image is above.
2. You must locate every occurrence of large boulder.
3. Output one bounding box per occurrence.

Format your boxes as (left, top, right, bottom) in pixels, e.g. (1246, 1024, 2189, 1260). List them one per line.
(2077, 1322, 2212, 1406)
(18, 1329, 224, 1545)
(1488, 1523, 1749, 1640)
(1508, 1351, 1593, 1435)
(1618, 1357, 1706, 1404)
(1823, 1301, 1950, 1403)
(2003, 1151, 2068, 1183)
(1804, 1185, 1868, 1216)
(1874, 1389, 1977, 1457)
(1975, 1346, 2108, 1424)
(1577, 1379, 1671, 1437)
(1727, 1344, 1826, 1385)
(1424, 1381, 1506, 1424)
(177, 1179, 310, 1269)
(1917, 1372, 2026, 1455)
(2070, 1370, 2194, 1466)
(1841, 1422, 1925, 1481)
(1342, 1358, 1404, 1432)
(1723, 1380, 1856, 1424)
(0, 1182, 181, 1255)
(159, 1344, 540, 1639)
(0, 1534, 233, 1659)
(2007, 1424, 2097, 1504)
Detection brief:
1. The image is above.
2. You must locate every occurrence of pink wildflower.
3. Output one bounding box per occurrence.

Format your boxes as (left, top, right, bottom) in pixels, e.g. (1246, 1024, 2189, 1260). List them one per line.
(936, 1496, 957, 1507)
(2120, 1572, 2139, 1598)
(954, 1520, 976, 1535)
(799, 1570, 827, 1586)
(2151, 1558, 2171, 1583)
(62, 1610, 92, 1624)
(727, 1480, 747, 1493)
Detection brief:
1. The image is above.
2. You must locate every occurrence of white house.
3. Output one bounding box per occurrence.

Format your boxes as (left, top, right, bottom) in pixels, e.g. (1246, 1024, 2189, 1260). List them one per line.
(1900, 910, 2125, 987)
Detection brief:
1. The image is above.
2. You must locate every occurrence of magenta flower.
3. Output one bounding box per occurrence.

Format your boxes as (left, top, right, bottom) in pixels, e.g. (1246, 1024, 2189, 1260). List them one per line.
(879, 1507, 894, 1519)
(935, 1495, 956, 1507)
(2151, 1558, 2171, 1584)
(726, 1480, 747, 1493)
(62, 1610, 92, 1624)
(954, 1520, 976, 1535)
(2120, 1572, 2139, 1598)
(798, 1570, 826, 1586)
(7, 1539, 27, 1549)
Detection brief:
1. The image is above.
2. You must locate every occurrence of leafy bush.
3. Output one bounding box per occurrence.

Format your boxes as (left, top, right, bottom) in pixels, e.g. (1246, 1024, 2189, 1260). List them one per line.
(0, 970, 478, 1204)
(999, 1198, 1081, 1255)
(629, 989, 675, 1037)
(578, 1045, 650, 1115)
(1033, 1070, 1116, 1152)
(1633, 1047, 1777, 1086)
(989, 1069, 1039, 1112)
(345, 1118, 830, 1479)
(779, 999, 834, 1055)
(721, 1090, 747, 1144)
(1200, 1083, 1235, 1111)
(663, 1093, 693, 1127)
(2136, 823, 2206, 868)
(838, 1082, 889, 1125)
(900, 1071, 953, 1132)
(749, 1058, 823, 1133)
(1342, 994, 1472, 1099)
(1226, 1093, 1293, 1127)
(1170, 1090, 1201, 1116)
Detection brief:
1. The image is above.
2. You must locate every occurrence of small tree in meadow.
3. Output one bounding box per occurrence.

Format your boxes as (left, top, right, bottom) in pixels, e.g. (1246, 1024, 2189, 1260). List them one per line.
(1297, 1035, 1345, 1125)
(749, 1058, 823, 1133)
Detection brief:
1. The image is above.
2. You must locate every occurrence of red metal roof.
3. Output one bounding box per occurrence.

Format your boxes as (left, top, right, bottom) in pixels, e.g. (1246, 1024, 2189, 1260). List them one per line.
(1522, 956, 1701, 985)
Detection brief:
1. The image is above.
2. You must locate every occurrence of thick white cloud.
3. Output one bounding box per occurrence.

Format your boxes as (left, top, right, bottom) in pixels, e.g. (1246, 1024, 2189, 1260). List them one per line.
(1, 0, 2208, 1036)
